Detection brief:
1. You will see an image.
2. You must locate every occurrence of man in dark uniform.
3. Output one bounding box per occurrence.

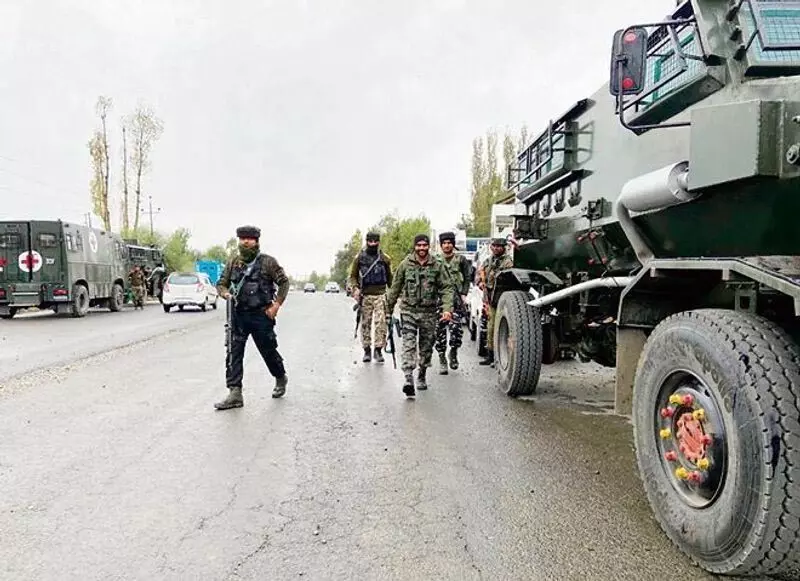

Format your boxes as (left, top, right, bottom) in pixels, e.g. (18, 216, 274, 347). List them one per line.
(348, 232, 393, 363)
(214, 225, 290, 410)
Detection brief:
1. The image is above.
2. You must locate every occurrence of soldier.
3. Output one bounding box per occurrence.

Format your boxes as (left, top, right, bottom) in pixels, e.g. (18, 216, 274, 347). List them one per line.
(385, 234, 454, 397)
(214, 225, 290, 410)
(128, 265, 146, 310)
(348, 232, 393, 363)
(434, 231, 471, 374)
(479, 238, 514, 366)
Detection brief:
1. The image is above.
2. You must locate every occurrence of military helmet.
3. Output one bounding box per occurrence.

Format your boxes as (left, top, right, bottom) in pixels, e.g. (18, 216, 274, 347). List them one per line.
(236, 225, 261, 239)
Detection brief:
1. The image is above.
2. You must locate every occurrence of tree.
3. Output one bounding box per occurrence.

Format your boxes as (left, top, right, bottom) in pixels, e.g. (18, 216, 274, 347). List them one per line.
(88, 96, 113, 231)
(367, 211, 431, 268)
(329, 229, 363, 287)
(127, 104, 164, 231)
(201, 245, 228, 263)
(162, 227, 199, 272)
(120, 123, 130, 232)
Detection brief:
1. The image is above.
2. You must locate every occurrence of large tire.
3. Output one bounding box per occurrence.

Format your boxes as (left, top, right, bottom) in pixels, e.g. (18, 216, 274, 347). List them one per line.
(108, 283, 124, 312)
(71, 284, 89, 318)
(494, 290, 542, 397)
(0, 307, 17, 320)
(633, 309, 800, 577)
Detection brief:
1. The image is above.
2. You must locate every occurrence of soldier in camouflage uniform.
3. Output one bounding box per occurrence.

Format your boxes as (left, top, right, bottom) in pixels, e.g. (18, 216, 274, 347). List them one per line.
(434, 231, 471, 375)
(479, 238, 514, 366)
(128, 265, 146, 310)
(348, 232, 393, 363)
(385, 234, 455, 397)
(214, 225, 290, 410)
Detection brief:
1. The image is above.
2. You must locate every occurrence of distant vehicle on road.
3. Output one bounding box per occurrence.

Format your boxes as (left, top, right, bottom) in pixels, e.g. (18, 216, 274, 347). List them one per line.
(324, 281, 341, 293)
(303, 282, 316, 293)
(0, 219, 129, 319)
(162, 272, 218, 312)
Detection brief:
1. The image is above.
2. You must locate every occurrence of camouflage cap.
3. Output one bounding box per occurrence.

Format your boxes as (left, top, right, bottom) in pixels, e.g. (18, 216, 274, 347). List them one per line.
(438, 231, 456, 243)
(491, 237, 507, 246)
(236, 225, 261, 239)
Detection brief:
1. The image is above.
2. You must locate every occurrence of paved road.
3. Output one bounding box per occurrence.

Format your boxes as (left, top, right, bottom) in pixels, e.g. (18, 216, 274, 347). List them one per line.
(0, 292, 723, 580)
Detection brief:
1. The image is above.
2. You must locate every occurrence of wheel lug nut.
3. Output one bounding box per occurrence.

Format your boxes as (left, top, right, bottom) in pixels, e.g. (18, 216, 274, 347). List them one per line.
(682, 394, 694, 406)
(665, 451, 678, 462)
(692, 408, 705, 421)
(660, 428, 672, 439)
(697, 458, 710, 470)
(660, 406, 675, 418)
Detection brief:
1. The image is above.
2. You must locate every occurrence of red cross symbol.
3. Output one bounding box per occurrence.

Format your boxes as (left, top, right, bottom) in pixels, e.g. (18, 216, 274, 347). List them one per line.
(22, 253, 40, 269)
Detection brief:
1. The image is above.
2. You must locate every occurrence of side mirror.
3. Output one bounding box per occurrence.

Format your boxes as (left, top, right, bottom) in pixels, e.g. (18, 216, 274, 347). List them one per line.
(609, 27, 648, 96)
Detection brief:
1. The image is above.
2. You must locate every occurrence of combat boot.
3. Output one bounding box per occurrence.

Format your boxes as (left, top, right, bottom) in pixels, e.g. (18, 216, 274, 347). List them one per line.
(417, 367, 428, 390)
(363, 347, 372, 363)
(214, 387, 243, 410)
(402, 372, 415, 397)
(272, 374, 288, 398)
(374, 347, 385, 364)
(438, 352, 449, 375)
(449, 347, 459, 370)
(479, 350, 494, 366)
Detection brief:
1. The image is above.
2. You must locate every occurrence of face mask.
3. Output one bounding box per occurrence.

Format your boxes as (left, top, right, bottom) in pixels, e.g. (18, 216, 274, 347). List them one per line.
(366, 244, 378, 255)
(238, 242, 259, 262)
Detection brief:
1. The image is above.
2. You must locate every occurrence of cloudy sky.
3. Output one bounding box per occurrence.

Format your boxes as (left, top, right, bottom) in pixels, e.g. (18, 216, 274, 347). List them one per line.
(0, 0, 668, 277)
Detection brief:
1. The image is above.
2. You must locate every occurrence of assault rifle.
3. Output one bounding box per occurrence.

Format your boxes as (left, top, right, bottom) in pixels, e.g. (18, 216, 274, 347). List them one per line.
(353, 295, 363, 339)
(223, 256, 261, 371)
(384, 315, 399, 368)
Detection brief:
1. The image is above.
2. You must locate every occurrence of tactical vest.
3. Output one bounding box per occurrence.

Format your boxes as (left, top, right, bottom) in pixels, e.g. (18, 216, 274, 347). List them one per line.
(358, 251, 389, 287)
(230, 255, 275, 311)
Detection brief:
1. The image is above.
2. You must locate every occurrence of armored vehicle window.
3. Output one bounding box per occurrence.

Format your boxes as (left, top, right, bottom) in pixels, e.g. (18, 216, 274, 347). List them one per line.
(75, 232, 84, 250)
(65, 234, 76, 252)
(37, 233, 57, 248)
(167, 273, 200, 285)
(0, 233, 20, 248)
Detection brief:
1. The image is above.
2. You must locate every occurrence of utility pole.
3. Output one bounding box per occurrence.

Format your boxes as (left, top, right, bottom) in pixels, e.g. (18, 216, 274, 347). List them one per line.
(140, 195, 162, 238)
(84, 212, 92, 228)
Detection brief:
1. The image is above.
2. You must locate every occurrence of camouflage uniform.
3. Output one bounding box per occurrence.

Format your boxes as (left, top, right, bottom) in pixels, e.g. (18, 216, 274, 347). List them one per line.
(214, 225, 290, 410)
(481, 239, 514, 365)
(434, 234, 471, 374)
(348, 233, 393, 363)
(386, 239, 454, 396)
(128, 267, 146, 309)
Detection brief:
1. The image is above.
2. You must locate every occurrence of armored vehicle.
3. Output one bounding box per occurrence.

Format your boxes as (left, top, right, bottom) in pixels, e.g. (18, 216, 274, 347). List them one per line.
(0, 220, 128, 318)
(124, 240, 167, 301)
(491, 0, 800, 576)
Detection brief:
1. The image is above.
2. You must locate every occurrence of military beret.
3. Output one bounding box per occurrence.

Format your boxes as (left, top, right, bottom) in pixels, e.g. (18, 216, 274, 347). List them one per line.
(491, 237, 507, 246)
(236, 225, 261, 239)
(366, 232, 380, 242)
(438, 231, 456, 243)
(414, 234, 430, 245)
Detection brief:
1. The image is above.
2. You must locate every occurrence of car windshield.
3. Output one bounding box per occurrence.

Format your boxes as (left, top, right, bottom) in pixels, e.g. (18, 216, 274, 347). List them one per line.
(168, 274, 199, 285)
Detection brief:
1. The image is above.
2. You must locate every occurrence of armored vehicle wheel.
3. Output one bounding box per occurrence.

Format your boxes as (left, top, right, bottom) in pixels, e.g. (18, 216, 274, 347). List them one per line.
(70, 284, 89, 318)
(163, 304, 171, 313)
(0, 307, 17, 320)
(633, 309, 800, 577)
(108, 283, 124, 312)
(494, 290, 542, 397)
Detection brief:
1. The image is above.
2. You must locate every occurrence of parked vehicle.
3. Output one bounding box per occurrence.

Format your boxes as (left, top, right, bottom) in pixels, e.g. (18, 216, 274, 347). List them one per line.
(324, 281, 341, 293)
(489, 1, 800, 576)
(162, 272, 218, 312)
(0, 219, 128, 318)
(303, 282, 316, 293)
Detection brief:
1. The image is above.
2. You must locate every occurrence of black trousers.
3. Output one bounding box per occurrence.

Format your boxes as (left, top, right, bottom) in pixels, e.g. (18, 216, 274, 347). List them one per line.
(226, 309, 286, 387)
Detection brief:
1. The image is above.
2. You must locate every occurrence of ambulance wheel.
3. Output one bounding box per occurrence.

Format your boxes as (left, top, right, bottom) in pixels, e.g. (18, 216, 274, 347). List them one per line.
(634, 309, 800, 576)
(0, 308, 17, 320)
(71, 284, 89, 318)
(108, 283, 124, 312)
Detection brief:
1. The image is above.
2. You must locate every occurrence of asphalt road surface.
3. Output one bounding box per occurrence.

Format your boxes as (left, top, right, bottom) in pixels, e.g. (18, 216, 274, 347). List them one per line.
(0, 292, 726, 580)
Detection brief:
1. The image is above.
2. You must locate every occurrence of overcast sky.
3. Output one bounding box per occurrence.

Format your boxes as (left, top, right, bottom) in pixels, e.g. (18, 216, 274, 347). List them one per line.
(0, 0, 668, 277)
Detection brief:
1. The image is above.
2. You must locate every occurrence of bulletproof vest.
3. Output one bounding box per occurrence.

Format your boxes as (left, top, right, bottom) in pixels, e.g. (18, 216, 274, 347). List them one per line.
(230, 255, 275, 311)
(358, 251, 388, 287)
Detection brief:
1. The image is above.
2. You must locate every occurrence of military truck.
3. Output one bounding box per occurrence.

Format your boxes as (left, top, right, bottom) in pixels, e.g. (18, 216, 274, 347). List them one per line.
(490, 1, 800, 577)
(0, 220, 128, 318)
(124, 241, 167, 302)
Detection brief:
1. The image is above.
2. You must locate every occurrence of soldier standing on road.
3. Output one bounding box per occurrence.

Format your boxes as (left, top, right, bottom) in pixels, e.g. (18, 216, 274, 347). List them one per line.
(479, 238, 514, 366)
(214, 225, 290, 410)
(348, 232, 393, 363)
(434, 231, 471, 375)
(128, 265, 146, 310)
(385, 234, 454, 397)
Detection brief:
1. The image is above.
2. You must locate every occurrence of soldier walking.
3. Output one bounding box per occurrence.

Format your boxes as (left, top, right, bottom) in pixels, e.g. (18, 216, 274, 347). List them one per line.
(128, 265, 146, 310)
(385, 234, 454, 397)
(479, 238, 514, 366)
(348, 232, 393, 363)
(214, 225, 290, 410)
(434, 232, 471, 374)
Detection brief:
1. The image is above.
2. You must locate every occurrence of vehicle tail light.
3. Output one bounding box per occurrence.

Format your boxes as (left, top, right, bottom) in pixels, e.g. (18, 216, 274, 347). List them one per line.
(0, 288, 5, 299)
(53, 288, 68, 296)
(163, 283, 170, 293)
(196, 283, 204, 292)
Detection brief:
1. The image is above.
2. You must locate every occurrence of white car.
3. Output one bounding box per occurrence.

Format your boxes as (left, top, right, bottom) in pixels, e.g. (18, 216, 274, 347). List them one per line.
(324, 281, 341, 293)
(162, 272, 218, 312)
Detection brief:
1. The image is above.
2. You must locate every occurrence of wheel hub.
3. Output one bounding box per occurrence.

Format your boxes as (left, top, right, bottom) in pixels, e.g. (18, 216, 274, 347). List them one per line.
(655, 373, 727, 507)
